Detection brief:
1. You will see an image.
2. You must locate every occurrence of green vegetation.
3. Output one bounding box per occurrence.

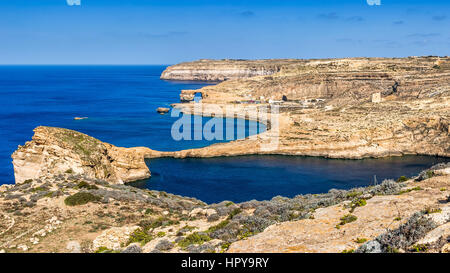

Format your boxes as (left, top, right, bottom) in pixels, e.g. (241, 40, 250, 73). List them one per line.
(220, 242, 231, 252)
(341, 249, 355, 253)
(64, 192, 101, 206)
(423, 207, 442, 214)
(225, 201, 234, 207)
(65, 169, 73, 174)
(349, 198, 367, 212)
(95, 246, 117, 253)
(411, 244, 428, 252)
(75, 181, 98, 190)
(127, 228, 153, 246)
(440, 188, 446, 191)
(144, 208, 154, 214)
(23, 179, 33, 184)
(156, 231, 166, 237)
(355, 238, 368, 244)
(178, 232, 211, 248)
(386, 246, 400, 253)
(207, 220, 230, 233)
(398, 186, 422, 195)
(31, 186, 47, 193)
(337, 214, 357, 227)
(396, 176, 409, 182)
(394, 217, 402, 221)
(426, 170, 434, 178)
(346, 191, 362, 199)
(227, 208, 242, 220)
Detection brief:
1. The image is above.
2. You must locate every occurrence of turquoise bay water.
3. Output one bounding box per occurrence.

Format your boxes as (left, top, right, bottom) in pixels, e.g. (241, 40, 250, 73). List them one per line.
(0, 66, 447, 203)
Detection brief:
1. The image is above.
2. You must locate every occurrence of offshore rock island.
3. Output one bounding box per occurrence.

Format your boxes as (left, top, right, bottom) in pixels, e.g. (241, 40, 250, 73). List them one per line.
(1, 56, 449, 253)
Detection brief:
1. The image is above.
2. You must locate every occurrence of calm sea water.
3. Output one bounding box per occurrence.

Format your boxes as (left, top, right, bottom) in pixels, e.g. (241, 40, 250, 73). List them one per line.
(131, 155, 448, 203)
(0, 66, 263, 185)
(0, 66, 447, 203)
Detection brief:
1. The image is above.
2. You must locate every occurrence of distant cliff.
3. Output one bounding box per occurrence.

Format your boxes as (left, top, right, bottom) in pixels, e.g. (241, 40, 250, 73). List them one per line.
(160, 59, 300, 81)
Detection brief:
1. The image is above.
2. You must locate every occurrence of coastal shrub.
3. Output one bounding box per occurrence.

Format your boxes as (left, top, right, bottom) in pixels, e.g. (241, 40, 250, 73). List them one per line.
(237, 215, 274, 234)
(346, 191, 362, 199)
(156, 231, 166, 237)
(64, 192, 101, 206)
(178, 232, 211, 248)
(338, 214, 357, 226)
(349, 198, 367, 212)
(144, 208, 154, 214)
(355, 238, 368, 244)
(423, 207, 442, 214)
(127, 228, 153, 246)
(371, 179, 401, 195)
(411, 244, 428, 252)
(207, 220, 230, 233)
(75, 181, 98, 190)
(207, 213, 220, 222)
(138, 216, 177, 231)
(357, 212, 437, 253)
(396, 176, 409, 182)
(154, 239, 174, 251)
(209, 221, 241, 241)
(95, 246, 116, 253)
(225, 201, 234, 207)
(398, 186, 422, 195)
(227, 208, 242, 220)
(415, 170, 435, 181)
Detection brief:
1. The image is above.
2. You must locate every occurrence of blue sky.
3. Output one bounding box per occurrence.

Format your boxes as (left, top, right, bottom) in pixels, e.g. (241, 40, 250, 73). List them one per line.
(0, 0, 448, 64)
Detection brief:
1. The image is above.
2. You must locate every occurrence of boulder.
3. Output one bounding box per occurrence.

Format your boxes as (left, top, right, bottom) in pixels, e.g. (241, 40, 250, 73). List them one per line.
(156, 107, 170, 114)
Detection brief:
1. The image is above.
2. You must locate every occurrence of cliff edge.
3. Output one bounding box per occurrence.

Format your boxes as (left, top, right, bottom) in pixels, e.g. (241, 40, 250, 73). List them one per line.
(11, 126, 155, 184)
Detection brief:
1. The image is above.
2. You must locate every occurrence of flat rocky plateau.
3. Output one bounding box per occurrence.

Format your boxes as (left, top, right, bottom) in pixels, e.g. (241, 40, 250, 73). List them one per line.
(1, 56, 449, 253)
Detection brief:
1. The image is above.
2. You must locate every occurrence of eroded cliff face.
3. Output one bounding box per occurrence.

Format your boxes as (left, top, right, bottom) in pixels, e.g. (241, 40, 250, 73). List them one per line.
(166, 56, 450, 159)
(160, 59, 300, 81)
(175, 57, 450, 105)
(11, 126, 155, 184)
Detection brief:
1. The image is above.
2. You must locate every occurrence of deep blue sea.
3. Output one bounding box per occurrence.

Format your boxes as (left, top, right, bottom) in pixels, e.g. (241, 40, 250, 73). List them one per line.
(0, 66, 263, 185)
(0, 66, 447, 203)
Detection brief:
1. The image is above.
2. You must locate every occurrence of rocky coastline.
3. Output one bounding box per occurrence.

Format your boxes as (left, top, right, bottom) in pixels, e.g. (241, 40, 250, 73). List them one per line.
(1, 56, 449, 253)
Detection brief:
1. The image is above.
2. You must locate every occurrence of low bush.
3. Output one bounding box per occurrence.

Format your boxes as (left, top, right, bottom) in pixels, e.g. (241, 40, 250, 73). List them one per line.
(207, 220, 230, 233)
(178, 232, 211, 248)
(75, 181, 98, 190)
(64, 192, 101, 206)
(396, 176, 409, 182)
(127, 228, 153, 246)
(338, 214, 357, 226)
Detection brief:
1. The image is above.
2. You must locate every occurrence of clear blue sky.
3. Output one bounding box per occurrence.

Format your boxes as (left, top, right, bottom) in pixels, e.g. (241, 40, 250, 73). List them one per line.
(1, 0, 448, 64)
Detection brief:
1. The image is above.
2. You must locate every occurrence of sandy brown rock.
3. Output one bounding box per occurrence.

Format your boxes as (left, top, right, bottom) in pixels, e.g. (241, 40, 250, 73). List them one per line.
(11, 126, 157, 184)
(161, 59, 300, 81)
(228, 172, 450, 253)
(164, 56, 450, 159)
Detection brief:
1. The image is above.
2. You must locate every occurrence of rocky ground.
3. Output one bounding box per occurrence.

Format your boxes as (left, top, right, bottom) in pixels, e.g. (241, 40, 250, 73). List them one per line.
(0, 163, 448, 253)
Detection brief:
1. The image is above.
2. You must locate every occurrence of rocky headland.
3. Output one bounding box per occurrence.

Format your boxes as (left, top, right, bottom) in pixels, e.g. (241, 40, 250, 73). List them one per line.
(1, 56, 449, 253)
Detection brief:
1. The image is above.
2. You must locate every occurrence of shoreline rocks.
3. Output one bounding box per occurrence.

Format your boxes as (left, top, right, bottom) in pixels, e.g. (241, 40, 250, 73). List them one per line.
(156, 107, 170, 114)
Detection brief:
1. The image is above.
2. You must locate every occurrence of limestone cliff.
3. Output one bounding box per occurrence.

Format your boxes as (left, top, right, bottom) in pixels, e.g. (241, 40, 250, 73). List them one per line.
(166, 56, 450, 159)
(160, 59, 300, 81)
(11, 126, 155, 184)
